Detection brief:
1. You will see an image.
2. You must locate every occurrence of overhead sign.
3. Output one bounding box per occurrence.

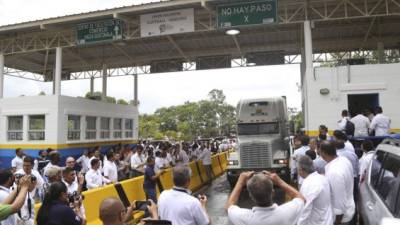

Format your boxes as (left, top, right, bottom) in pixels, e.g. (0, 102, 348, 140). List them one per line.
(140, 8, 194, 37)
(217, 0, 277, 28)
(76, 19, 123, 45)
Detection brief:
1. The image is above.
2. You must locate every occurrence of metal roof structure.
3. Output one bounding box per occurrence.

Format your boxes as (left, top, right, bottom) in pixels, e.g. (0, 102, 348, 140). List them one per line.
(0, 0, 399, 81)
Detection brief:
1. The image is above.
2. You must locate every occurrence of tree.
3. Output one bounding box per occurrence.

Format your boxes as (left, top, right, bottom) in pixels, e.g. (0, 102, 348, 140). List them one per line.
(38, 91, 46, 96)
(117, 99, 129, 105)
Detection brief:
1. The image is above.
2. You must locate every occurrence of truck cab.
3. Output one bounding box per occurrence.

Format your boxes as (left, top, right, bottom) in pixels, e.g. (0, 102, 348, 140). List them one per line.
(227, 97, 290, 188)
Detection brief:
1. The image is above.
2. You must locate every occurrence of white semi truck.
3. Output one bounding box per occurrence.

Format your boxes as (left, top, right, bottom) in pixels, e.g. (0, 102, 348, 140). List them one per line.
(227, 97, 291, 188)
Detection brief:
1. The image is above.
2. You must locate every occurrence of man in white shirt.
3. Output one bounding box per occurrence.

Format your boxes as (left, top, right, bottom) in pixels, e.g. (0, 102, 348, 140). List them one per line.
(291, 135, 310, 185)
(358, 140, 375, 178)
(338, 110, 351, 131)
(370, 106, 391, 136)
(85, 158, 110, 190)
(0, 169, 17, 225)
(350, 110, 370, 137)
(76, 149, 92, 173)
(320, 141, 355, 224)
(130, 145, 146, 176)
(15, 156, 44, 198)
(155, 151, 170, 172)
(199, 146, 213, 183)
(333, 130, 355, 152)
(88, 149, 103, 172)
(103, 151, 118, 183)
(11, 148, 25, 173)
(297, 156, 333, 225)
(62, 167, 84, 195)
(226, 171, 305, 225)
(158, 166, 210, 225)
(43, 151, 61, 177)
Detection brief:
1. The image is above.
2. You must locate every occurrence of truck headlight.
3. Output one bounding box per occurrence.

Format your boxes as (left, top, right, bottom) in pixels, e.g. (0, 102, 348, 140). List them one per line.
(274, 159, 288, 165)
(228, 160, 239, 165)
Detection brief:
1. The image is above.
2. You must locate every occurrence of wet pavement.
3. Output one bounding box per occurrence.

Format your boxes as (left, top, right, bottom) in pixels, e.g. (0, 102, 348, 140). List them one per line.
(198, 173, 287, 225)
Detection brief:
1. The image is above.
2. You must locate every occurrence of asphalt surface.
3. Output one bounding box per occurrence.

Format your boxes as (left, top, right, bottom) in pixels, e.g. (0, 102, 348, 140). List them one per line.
(199, 173, 286, 225)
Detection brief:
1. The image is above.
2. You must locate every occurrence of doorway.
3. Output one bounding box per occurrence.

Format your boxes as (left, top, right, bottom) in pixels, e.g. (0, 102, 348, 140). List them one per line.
(347, 93, 379, 117)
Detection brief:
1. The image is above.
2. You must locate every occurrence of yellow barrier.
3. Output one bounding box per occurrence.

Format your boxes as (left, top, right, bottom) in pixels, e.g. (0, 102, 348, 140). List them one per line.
(119, 176, 147, 203)
(158, 168, 174, 191)
(220, 152, 228, 171)
(188, 161, 202, 191)
(83, 184, 120, 224)
(197, 160, 210, 183)
(211, 155, 223, 176)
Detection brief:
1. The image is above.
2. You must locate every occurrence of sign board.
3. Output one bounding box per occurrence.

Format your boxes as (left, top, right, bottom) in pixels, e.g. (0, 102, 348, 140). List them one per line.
(76, 19, 123, 45)
(217, 0, 277, 28)
(140, 8, 194, 37)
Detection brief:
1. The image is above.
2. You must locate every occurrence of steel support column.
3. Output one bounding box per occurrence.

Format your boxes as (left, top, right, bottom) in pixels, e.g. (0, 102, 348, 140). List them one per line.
(54, 47, 62, 96)
(90, 76, 94, 95)
(102, 64, 107, 101)
(0, 53, 4, 98)
(133, 74, 138, 106)
(303, 20, 314, 133)
(377, 42, 385, 63)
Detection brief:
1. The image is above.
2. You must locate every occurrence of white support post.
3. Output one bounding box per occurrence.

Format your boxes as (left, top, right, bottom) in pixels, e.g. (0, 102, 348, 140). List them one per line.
(0, 53, 4, 99)
(133, 74, 138, 106)
(377, 42, 385, 64)
(303, 20, 314, 134)
(54, 47, 62, 96)
(102, 65, 107, 101)
(90, 77, 94, 95)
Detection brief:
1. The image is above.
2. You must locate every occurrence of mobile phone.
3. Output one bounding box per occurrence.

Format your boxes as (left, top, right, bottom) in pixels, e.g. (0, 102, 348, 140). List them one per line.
(135, 201, 151, 210)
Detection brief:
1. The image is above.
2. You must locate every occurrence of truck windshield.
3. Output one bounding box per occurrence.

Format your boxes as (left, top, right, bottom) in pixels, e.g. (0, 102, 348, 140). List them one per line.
(237, 123, 279, 135)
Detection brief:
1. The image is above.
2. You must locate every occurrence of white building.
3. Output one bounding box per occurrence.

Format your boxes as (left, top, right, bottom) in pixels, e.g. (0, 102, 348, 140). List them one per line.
(303, 62, 400, 136)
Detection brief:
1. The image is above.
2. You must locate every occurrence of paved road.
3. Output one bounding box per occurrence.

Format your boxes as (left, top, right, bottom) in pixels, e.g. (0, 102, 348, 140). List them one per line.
(199, 174, 286, 225)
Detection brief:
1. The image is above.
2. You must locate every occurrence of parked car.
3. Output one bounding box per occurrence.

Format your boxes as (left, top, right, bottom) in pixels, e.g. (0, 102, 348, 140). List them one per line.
(359, 138, 400, 225)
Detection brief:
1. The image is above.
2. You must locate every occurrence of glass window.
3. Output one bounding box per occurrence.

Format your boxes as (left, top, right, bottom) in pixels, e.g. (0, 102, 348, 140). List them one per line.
(28, 115, 45, 141)
(67, 115, 81, 140)
(125, 119, 134, 138)
(85, 116, 97, 140)
(7, 116, 23, 141)
(371, 151, 400, 217)
(100, 117, 110, 139)
(113, 118, 122, 138)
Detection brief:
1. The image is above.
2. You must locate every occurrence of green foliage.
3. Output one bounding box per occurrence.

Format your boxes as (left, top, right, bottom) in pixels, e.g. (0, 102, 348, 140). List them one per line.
(117, 99, 129, 105)
(139, 89, 236, 141)
(84, 92, 127, 105)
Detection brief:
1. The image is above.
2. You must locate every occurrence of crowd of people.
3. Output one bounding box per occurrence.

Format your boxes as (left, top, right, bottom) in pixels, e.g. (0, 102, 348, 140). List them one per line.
(0, 139, 235, 225)
(0, 106, 392, 225)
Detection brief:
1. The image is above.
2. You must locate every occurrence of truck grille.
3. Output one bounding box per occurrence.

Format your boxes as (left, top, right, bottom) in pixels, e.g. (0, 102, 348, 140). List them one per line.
(240, 143, 272, 168)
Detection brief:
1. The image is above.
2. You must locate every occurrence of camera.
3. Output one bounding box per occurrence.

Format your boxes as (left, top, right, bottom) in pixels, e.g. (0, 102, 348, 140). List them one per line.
(68, 191, 84, 204)
(14, 174, 37, 183)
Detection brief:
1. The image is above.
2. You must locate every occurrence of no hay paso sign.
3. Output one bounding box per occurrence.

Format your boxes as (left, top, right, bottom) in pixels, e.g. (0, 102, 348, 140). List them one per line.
(217, 0, 277, 28)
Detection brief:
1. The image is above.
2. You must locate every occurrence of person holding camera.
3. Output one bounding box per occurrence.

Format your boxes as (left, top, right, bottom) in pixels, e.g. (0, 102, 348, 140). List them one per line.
(0, 170, 32, 224)
(36, 182, 85, 225)
(225, 171, 305, 225)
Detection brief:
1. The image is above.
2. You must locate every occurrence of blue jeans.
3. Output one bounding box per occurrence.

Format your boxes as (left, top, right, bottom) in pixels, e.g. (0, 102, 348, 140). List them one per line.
(144, 187, 157, 203)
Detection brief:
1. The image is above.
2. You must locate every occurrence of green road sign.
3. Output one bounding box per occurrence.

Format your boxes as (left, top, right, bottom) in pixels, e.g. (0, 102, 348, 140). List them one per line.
(76, 19, 123, 45)
(217, 0, 277, 28)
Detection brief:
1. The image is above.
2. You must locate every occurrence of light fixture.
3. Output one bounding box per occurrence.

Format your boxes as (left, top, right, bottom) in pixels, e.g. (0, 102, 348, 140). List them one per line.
(225, 29, 240, 36)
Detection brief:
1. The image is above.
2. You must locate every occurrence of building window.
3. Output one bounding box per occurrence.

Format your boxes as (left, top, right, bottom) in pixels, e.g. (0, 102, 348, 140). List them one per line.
(100, 117, 110, 139)
(67, 115, 81, 140)
(7, 116, 23, 141)
(28, 115, 45, 141)
(85, 116, 97, 140)
(125, 119, 134, 138)
(113, 118, 122, 138)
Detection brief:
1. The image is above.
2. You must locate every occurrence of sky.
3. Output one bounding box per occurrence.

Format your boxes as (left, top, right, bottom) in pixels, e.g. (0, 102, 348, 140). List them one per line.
(0, 0, 301, 114)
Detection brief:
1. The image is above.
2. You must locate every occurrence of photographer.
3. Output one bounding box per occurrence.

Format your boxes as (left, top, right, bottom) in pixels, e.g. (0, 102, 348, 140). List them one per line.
(0, 171, 31, 222)
(36, 182, 85, 225)
(225, 171, 305, 225)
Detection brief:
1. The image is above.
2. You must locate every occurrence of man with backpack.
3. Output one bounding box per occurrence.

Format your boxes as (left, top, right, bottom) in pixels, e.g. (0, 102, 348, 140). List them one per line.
(338, 110, 355, 137)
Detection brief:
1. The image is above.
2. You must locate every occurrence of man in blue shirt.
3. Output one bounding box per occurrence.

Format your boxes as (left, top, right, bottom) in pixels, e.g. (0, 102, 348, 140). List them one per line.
(144, 156, 163, 203)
